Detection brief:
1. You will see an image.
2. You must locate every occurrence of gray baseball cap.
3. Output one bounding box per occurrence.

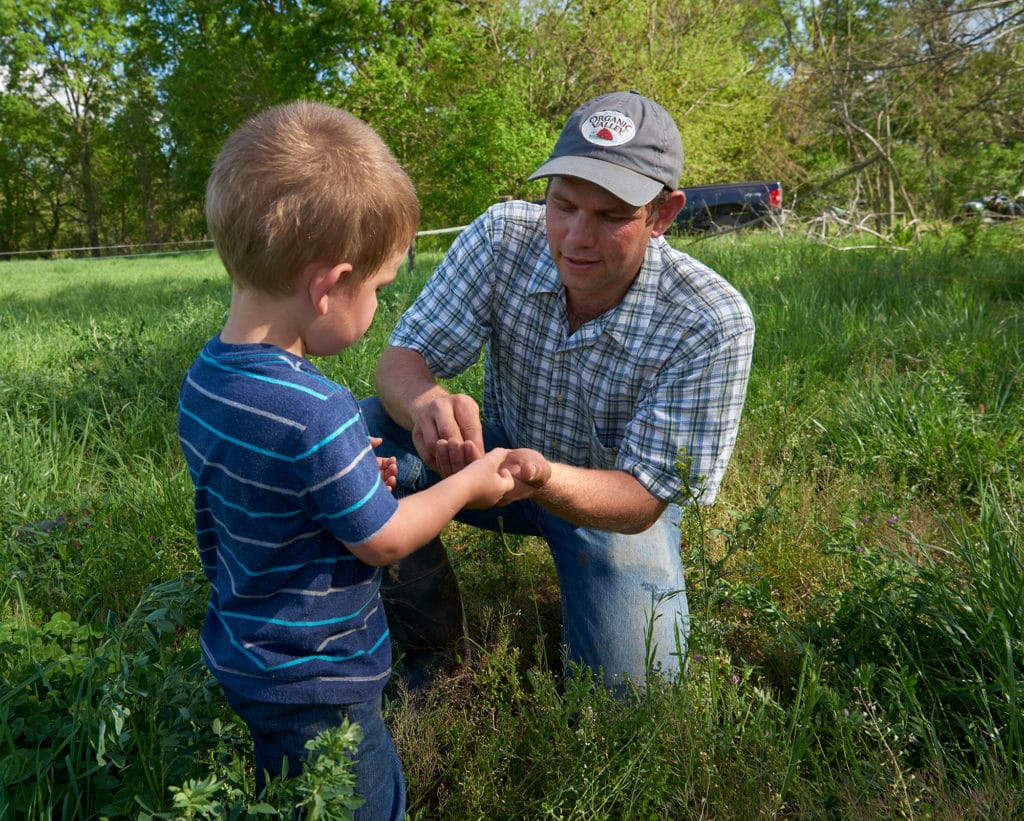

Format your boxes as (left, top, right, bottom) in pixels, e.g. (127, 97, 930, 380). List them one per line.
(528, 91, 683, 207)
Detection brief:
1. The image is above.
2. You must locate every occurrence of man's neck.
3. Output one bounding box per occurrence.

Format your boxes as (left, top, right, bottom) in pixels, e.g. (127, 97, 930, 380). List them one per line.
(565, 282, 633, 334)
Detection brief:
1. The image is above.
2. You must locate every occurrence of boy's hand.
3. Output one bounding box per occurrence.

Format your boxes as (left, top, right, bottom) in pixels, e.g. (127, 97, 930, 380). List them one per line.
(370, 436, 398, 491)
(457, 446, 516, 510)
(494, 448, 550, 505)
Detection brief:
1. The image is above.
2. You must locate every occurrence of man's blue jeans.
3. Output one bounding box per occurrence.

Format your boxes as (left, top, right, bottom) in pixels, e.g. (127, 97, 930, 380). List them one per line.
(360, 396, 689, 693)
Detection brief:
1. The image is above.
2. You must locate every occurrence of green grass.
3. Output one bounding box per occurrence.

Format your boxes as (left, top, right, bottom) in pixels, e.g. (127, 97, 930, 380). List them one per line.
(1, 222, 1023, 818)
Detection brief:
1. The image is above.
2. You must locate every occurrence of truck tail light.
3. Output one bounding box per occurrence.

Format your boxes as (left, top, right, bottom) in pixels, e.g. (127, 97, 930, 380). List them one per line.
(769, 184, 782, 209)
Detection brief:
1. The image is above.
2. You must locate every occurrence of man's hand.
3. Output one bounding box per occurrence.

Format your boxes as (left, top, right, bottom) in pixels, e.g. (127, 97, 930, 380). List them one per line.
(436, 439, 551, 506)
(496, 447, 552, 505)
(375, 347, 485, 474)
(410, 392, 484, 474)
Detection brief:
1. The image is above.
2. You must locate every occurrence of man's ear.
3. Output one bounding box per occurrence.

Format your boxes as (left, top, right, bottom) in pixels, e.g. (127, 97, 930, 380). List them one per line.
(651, 190, 686, 237)
(307, 261, 353, 316)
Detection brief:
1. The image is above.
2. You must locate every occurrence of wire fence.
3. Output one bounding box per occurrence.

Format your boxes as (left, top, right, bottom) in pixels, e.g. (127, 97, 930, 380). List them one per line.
(2, 220, 1021, 289)
(0, 238, 216, 261)
(0, 225, 471, 264)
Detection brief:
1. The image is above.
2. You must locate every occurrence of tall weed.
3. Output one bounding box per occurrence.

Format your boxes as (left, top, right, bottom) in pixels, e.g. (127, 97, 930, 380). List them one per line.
(804, 480, 1024, 786)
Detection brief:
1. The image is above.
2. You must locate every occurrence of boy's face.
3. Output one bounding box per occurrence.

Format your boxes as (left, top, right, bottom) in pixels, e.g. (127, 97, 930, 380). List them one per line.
(326, 248, 405, 351)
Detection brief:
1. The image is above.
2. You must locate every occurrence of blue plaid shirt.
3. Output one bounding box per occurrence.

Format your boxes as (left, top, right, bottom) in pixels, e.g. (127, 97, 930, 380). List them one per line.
(390, 200, 754, 505)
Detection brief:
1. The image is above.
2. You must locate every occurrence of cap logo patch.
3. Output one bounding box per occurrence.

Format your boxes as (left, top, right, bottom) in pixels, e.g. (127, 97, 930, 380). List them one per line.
(581, 110, 636, 147)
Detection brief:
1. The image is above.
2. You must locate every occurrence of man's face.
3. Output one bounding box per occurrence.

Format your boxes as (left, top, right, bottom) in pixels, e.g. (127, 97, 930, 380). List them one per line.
(544, 176, 662, 307)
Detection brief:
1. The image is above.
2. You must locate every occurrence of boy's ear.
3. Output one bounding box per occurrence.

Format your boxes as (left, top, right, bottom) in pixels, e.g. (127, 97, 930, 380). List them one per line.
(307, 261, 353, 316)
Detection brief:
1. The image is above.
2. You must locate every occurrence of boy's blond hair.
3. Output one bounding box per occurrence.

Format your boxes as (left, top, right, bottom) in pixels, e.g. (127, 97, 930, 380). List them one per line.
(205, 101, 419, 293)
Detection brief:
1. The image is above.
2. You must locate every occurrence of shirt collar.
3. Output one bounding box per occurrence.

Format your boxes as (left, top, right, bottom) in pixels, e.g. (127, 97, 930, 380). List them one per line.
(602, 244, 659, 354)
(526, 246, 560, 296)
(526, 240, 661, 353)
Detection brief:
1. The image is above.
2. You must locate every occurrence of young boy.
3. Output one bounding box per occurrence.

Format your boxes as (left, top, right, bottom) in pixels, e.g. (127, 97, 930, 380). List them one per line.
(178, 101, 549, 819)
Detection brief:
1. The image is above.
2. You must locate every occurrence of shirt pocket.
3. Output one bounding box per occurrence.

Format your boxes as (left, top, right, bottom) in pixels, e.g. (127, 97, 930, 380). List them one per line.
(587, 424, 620, 470)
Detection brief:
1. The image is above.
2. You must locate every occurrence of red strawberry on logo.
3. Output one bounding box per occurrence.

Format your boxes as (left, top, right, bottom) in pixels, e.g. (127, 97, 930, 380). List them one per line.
(596, 128, 614, 141)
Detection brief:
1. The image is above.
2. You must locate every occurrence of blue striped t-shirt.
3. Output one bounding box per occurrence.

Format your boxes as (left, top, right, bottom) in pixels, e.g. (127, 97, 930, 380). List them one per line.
(177, 336, 398, 704)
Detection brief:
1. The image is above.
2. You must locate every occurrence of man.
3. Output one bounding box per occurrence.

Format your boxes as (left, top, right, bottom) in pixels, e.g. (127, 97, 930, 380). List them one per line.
(362, 90, 755, 695)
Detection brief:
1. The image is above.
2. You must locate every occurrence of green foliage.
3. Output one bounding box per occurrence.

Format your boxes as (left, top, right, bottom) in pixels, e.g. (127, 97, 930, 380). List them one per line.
(0, 575, 231, 818)
(135, 0, 379, 219)
(506, 0, 785, 185)
(283, 721, 365, 820)
(1, 571, 365, 821)
(413, 85, 555, 224)
(3, 0, 1021, 253)
(804, 482, 1024, 785)
(939, 142, 1024, 214)
(0, 254, 225, 613)
(342, 1, 559, 225)
(2, 233, 1024, 816)
(0, 0, 130, 252)
(395, 636, 781, 820)
(140, 720, 365, 821)
(825, 365, 1021, 497)
(776, 0, 1023, 225)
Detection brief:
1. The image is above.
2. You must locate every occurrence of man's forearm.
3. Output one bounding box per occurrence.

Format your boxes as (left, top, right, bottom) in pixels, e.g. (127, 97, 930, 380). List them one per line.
(533, 463, 668, 534)
(374, 345, 446, 431)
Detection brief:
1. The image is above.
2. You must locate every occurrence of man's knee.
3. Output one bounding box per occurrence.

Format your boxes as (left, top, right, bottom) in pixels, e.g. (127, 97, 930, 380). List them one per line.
(359, 395, 397, 439)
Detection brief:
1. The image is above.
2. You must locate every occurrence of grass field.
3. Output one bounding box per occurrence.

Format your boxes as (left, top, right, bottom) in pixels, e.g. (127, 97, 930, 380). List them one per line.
(1, 222, 1023, 819)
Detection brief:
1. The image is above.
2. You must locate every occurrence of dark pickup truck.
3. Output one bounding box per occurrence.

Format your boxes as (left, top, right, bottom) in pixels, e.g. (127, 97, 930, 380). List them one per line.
(674, 180, 783, 232)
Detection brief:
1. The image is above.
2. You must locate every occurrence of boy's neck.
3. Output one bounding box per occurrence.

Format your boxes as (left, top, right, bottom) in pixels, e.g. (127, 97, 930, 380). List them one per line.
(221, 287, 305, 356)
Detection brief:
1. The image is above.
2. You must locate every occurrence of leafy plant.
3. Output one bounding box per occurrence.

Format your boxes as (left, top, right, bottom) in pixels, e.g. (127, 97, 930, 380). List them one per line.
(140, 720, 365, 821)
(0, 575, 233, 818)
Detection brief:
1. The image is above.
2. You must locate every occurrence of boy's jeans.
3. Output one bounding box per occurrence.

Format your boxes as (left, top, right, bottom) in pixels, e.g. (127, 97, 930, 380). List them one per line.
(222, 689, 405, 820)
(360, 396, 689, 693)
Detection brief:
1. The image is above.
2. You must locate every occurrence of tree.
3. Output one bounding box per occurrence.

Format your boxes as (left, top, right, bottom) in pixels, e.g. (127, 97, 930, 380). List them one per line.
(0, 0, 128, 254)
(345, 0, 784, 228)
(106, 73, 169, 246)
(4, 0, 1018, 254)
(515, 0, 785, 185)
(0, 92, 71, 253)
(127, 0, 383, 238)
(772, 0, 1024, 226)
(344, 0, 557, 226)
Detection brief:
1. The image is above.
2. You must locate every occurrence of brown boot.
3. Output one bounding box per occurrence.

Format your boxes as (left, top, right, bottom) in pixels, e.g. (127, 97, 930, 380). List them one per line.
(380, 536, 469, 697)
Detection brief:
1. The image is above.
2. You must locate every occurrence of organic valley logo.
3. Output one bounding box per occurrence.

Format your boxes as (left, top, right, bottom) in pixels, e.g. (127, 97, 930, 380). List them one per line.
(581, 110, 636, 146)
